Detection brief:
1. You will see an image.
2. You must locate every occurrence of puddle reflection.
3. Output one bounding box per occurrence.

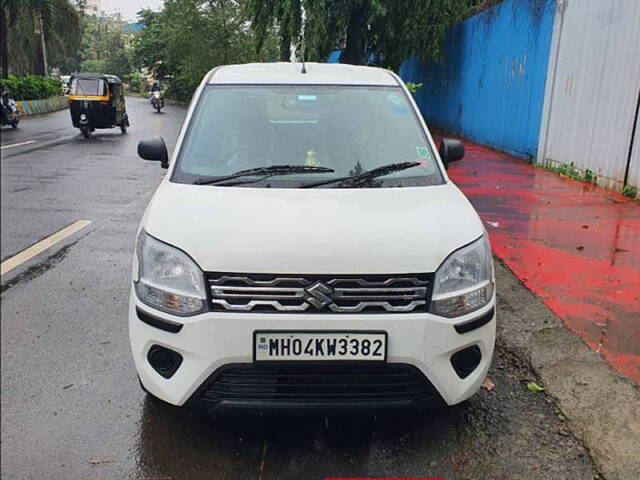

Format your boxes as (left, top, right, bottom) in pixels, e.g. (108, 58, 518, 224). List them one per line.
(134, 397, 467, 480)
(448, 146, 640, 383)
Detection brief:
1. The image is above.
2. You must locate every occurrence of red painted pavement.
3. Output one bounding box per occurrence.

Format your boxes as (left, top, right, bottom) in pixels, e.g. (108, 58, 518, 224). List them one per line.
(445, 139, 640, 384)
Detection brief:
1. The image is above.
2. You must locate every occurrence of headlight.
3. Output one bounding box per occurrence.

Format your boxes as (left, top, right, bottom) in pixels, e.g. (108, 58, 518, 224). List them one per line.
(430, 234, 494, 318)
(135, 231, 207, 316)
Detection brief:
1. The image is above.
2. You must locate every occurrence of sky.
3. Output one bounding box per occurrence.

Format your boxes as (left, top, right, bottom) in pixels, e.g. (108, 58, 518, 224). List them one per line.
(101, 0, 164, 22)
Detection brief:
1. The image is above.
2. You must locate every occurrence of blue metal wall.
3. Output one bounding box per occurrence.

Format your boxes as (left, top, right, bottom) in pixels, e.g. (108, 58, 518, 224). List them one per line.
(327, 50, 342, 64)
(400, 0, 556, 158)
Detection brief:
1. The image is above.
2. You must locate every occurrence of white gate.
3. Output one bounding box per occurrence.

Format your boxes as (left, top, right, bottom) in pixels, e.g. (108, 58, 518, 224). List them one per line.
(538, 0, 640, 191)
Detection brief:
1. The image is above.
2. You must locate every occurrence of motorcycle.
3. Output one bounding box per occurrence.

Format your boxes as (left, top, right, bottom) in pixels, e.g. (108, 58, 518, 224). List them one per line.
(1, 94, 21, 128)
(150, 90, 164, 113)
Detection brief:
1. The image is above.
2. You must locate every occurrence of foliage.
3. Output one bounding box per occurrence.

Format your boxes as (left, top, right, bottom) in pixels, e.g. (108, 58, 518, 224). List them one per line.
(165, 75, 198, 103)
(405, 82, 423, 95)
(582, 168, 596, 184)
(542, 160, 580, 181)
(80, 58, 107, 74)
(75, 15, 133, 78)
(244, 0, 480, 70)
(1, 0, 81, 76)
(526, 381, 545, 393)
(131, 0, 279, 102)
(368, 0, 479, 70)
(244, 0, 303, 61)
(1, 74, 62, 99)
(122, 72, 148, 93)
(542, 160, 600, 185)
(622, 185, 638, 199)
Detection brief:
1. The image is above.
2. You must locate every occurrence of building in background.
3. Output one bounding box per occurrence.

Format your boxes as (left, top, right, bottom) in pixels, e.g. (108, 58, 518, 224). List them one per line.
(73, 0, 102, 17)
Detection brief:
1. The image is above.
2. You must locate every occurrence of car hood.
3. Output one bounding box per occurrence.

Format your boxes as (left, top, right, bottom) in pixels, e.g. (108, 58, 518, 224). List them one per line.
(143, 181, 484, 274)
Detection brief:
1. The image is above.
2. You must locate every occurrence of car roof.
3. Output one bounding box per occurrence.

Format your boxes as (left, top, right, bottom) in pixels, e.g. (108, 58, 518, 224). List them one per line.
(71, 73, 122, 84)
(208, 62, 398, 86)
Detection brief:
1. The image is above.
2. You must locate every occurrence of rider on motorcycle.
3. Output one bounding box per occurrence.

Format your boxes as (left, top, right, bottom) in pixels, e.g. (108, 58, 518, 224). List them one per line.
(1, 84, 20, 128)
(1, 84, 11, 110)
(149, 81, 164, 111)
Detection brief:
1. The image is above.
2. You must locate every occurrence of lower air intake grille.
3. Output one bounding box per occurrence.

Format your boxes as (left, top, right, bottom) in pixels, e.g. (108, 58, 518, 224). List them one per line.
(198, 363, 438, 403)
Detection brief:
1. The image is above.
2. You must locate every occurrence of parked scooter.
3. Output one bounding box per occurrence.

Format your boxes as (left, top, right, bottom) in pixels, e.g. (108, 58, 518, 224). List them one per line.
(1, 86, 21, 128)
(150, 90, 164, 113)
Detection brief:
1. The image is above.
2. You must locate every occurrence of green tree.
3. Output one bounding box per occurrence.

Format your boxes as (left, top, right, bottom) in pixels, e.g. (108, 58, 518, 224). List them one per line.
(244, 0, 302, 61)
(245, 0, 479, 70)
(131, 9, 170, 78)
(80, 58, 107, 73)
(1, 0, 81, 76)
(132, 0, 278, 101)
(70, 14, 135, 77)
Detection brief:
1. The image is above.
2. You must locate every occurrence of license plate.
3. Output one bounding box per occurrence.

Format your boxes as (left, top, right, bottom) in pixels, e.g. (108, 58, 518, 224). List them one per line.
(254, 331, 387, 362)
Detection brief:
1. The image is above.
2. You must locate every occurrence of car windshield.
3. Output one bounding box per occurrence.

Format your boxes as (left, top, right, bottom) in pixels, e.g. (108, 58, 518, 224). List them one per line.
(70, 78, 105, 96)
(172, 85, 444, 188)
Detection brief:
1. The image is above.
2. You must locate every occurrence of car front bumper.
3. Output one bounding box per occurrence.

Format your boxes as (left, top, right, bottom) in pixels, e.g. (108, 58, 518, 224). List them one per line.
(129, 289, 496, 412)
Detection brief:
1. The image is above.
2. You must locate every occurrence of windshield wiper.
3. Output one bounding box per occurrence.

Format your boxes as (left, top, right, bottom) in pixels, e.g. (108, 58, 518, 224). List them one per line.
(301, 161, 421, 188)
(193, 165, 335, 186)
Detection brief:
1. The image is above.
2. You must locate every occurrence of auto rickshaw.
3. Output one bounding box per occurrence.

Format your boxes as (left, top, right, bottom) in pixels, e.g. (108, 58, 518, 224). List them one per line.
(68, 73, 129, 138)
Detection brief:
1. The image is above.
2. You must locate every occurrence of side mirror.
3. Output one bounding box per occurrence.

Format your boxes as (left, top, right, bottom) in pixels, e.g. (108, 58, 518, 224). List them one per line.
(438, 138, 465, 168)
(138, 137, 169, 169)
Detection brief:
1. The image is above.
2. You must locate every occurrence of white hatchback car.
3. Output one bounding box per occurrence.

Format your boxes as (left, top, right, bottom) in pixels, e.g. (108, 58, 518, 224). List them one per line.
(130, 62, 495, 414)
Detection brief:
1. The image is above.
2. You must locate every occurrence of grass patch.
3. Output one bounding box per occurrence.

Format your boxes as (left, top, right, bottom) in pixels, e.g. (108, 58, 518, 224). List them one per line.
(622, 185, 638, 198)
(582, 169, 596, 183)
(541, 160, 597, 184)
(540, 160, 639, 200)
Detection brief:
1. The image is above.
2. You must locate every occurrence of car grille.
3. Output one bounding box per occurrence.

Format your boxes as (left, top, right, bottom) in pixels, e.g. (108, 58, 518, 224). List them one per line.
(206, 273, 432, 313)
(198, 363, 439, 403)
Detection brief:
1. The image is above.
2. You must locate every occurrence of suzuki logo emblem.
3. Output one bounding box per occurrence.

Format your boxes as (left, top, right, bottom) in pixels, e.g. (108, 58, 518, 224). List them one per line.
(305, 282, 334, 309)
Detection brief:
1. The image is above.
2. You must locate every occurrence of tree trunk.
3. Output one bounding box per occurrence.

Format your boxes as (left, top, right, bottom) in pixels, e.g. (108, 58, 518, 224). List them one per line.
(33, 12, 47, 75)
(1, 6, 9, 77)
(279, 31, 291, 62)
(340, 2, 367, 65)
(39, 13, 48, 75)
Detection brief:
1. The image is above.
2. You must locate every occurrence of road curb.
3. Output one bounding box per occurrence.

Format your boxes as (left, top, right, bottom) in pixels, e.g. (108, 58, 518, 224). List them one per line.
(494, 259, 640, 480)
(16, 96, 68, 116)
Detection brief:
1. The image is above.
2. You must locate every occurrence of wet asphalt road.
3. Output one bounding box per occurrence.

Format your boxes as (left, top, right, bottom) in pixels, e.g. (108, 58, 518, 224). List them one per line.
(1, 98, 599, 480)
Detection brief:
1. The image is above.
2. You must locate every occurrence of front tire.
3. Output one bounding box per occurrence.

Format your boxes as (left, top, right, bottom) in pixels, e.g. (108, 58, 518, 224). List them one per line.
(80, 125, 91, 138)
(120, 121, 127, 134)
(11, 121, 18, 129)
